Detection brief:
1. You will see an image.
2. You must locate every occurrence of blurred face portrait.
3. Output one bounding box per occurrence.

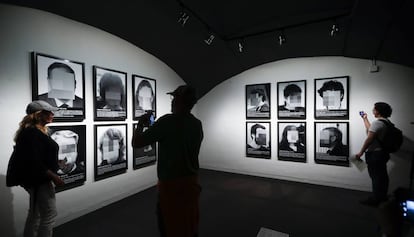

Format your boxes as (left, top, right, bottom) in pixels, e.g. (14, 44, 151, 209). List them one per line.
(249, 94, 258, 106)
(137, 84, 154, 111)
(285, 92, 301, 109)
(322, 90, 342, 110)
(248, 90, 264, 108)
(99, 128, 125, 164)
(105, 89, 122, 107)
(287, 127, 299, 144)
(101, 136, 120, 164)
(48, 65, 76, 101)
(320, 129, 337, 147)
(253, 127, 267, 146)
(51, 130, 78, 174)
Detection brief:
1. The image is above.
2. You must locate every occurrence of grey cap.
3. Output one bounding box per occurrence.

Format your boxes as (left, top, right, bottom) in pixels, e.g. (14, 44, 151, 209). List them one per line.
(26, 100, 58, 115)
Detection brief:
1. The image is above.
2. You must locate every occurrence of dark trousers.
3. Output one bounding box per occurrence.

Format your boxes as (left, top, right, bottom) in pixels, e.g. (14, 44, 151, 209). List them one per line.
(366, 151, 390, 202)
(157, 175, 201, 237)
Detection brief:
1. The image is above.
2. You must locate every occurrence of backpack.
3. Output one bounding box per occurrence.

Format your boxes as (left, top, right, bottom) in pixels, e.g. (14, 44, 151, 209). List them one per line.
(6, 146, 23, 187)
(378, 119, 403, 153)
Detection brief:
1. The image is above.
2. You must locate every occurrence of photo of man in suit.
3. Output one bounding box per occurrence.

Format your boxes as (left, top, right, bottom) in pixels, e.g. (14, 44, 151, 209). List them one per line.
(38, 62, 83, 109)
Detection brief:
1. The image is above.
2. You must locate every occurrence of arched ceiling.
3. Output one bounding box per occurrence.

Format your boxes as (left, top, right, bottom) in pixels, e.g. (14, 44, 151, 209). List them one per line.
(1, 0, 413, 98)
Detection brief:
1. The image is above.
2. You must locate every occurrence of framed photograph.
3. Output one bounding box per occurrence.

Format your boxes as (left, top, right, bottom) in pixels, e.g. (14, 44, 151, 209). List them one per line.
(314, 122, 349, 166)
(132, 75, 156, 120)
(132, 123, 156, 169)
(94, 124, 128, 181)
(246, 122, 271, 159)
(277, 122, 306, 162)
(246, 83, 271, 119)
(277, 80, 306, 119)
(49, 125, 86, 192)
(32, 52, 85, 122)
(314, 76, 349, 119)
(93, 66, 127, 121)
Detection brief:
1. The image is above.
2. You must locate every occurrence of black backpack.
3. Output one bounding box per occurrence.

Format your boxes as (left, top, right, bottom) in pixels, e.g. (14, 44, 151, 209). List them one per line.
(378, 119, 403, 153)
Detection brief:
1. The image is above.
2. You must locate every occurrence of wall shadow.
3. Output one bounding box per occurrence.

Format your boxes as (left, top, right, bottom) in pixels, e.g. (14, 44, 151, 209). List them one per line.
(0, 174, 17, 237)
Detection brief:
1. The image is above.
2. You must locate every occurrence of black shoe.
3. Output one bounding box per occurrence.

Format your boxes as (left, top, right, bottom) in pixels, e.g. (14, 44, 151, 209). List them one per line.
(359, 197, 380, 207)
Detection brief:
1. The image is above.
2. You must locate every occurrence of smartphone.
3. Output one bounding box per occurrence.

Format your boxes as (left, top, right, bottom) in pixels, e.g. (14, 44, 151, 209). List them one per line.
(149, 113, 155, 126)
(359, 111, 365, 117)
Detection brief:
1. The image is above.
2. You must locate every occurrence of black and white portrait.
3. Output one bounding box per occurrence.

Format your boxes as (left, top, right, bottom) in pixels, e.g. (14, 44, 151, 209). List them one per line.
(49, 125, 86, 191)
(246, 83, 271, 119)
(32, 52, 85, 122)
(246, 122, 271, 159)
(95, 124, 127, 180)
(278, 122, 306, 162)
(133, 75, 156, 120)
(93, 66, 127, 121)
(277, 80, 306, 119)
(132, 123, 156, 169)
(315, 76, 349, 119)
(314, 122, 349, 166)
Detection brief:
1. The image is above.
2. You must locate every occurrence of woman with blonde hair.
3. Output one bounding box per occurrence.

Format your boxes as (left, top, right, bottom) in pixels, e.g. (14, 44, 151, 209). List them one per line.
(14, 100, 64, 237)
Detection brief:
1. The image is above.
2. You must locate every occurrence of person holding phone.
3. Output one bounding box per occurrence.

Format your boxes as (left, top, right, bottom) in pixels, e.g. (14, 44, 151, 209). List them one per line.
(132, 85, 203, 237)
(356, 102, 393, 207)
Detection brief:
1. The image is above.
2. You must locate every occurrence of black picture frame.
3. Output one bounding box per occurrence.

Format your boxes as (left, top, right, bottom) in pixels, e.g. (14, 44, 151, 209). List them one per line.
(94, 124, 128, 181)
(93, 66, 127, 121)
(32, 52, 85, 122)
(132, 75, 156, 120)
(314, 76, 349, 119)
(246, 121, 271, 159)
(277, 122, 306, 162)
(246, 83, 271, 119)
(48, 125, 86, 192)
(314, 122, 349, 167)
(277, 80, 306, 119)
(132, 123, 157, 169)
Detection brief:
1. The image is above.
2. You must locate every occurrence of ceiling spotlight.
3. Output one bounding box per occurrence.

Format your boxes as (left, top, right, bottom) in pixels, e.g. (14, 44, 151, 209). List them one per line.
(238, 41, 244, 53)
(330, 23, 339, 37)
(178, 11, 189, 26)
(204, 34, 215, 45)
(278, 34, 286, 46)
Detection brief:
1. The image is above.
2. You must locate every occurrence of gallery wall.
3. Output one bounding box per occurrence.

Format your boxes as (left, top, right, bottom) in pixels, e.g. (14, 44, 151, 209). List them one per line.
(0, 4, 187, 236)
(197, 57, 414, 192)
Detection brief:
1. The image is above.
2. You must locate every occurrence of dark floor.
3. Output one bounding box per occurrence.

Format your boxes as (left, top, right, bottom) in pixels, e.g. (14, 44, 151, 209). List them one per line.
(54, 169, 381, 237)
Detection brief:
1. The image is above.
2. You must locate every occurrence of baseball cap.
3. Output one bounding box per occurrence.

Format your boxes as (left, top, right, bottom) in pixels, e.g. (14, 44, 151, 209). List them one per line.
(26, 100, 59, 115)
(167, 85, 197, 104)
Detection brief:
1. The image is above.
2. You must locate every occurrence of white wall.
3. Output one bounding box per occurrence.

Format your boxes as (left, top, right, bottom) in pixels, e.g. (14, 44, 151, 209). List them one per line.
(198, 57, 414, 192)
(0, 4, 186, 237)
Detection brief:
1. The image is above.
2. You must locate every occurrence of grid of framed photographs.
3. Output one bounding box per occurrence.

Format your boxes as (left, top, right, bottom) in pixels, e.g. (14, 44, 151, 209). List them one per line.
(245, 77, 350, 166)
(31, 51, 158, 191)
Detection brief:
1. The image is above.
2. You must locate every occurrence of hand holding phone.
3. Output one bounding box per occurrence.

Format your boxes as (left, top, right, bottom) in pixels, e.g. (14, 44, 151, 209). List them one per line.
(359, 111, 365, 117)
(138, 110, 154, 127)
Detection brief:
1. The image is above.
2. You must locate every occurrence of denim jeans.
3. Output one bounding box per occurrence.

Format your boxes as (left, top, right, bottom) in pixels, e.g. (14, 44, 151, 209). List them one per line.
(366, 150, 390, 202)
(24, 182, 57, 237)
